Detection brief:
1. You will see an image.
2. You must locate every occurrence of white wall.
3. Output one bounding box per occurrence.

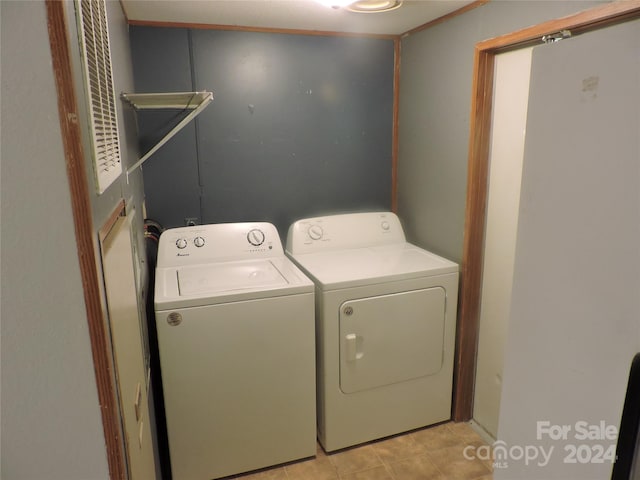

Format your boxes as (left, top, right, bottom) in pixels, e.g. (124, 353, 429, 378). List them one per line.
(0, 2, 110, 478)
(397, 0, 603, 262)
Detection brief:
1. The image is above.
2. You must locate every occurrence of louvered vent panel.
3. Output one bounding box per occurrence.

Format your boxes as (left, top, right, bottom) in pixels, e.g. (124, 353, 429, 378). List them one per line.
(78, 0, 122, 194)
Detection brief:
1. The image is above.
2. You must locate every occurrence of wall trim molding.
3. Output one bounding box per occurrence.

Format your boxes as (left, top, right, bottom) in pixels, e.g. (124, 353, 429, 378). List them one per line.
(402, 0, 489, 38)
(454, 0, 640, 421)
(99, 199, 127, 243)
(127, 19, 398, 40)
(391, 37, 400, 213)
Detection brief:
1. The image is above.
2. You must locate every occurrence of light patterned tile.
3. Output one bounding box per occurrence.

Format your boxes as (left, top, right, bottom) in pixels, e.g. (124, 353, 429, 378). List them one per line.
(228, 425, 494, 480)
(447, 422, 487, 444)
(327, 444, 382, 476)
(426, 439, 486, 464)
(472, 474, 493, 480)
(477, 444, 495, 472)
(339, 465, 394, 480)
(285, 454, 338, 480)
(435, 459, 491, 480)
(425, 442, 492, 480)
(372, 433, 427, 465)
(388, 453, 445, 480)
(232, 466, 289, 479)
(411, 423, 463, 451)
(317, 442, 329, 458)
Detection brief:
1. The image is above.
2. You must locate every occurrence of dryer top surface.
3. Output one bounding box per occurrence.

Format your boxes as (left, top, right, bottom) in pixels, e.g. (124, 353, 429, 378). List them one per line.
(288, 243, 458, 290)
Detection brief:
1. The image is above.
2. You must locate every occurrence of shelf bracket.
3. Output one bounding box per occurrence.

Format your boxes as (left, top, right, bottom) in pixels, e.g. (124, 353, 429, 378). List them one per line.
(121, 91, 214, 177)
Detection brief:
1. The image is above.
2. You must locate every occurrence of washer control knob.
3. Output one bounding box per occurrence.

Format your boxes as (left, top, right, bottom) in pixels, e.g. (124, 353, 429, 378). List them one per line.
(308, 225, 324, 241)
(381, 221, 390, 231)
(176, 238, 188, 249)
(194, 236, 205, 248)
(247, 228, 265, 246)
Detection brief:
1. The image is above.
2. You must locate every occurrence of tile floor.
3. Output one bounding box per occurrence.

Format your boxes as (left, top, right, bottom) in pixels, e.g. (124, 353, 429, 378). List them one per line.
(228, 422, 493, 480)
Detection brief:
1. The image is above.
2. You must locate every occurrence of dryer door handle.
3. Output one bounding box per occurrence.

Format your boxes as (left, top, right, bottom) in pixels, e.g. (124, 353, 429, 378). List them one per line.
(345, 333, 364, 362)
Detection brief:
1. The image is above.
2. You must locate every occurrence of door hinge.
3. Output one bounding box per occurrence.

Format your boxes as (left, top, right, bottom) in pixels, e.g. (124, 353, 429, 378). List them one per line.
(542, 30, 572, 44)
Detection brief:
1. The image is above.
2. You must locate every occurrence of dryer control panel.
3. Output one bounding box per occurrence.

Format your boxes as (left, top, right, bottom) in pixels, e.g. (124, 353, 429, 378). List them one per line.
(286, 212, 406, 255)
(157, 222, 284, 267)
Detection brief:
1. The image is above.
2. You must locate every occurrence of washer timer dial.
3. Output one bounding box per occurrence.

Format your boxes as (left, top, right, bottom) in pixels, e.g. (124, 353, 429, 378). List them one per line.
(307, 225, 324, 241)
(247, 228, 266, 246)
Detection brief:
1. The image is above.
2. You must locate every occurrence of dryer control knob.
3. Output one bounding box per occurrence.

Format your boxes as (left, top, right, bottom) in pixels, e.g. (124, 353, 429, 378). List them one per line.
(247, 228, 265, 246)
(194, 236, 205, 248)
(176, 238, 188, 249)
(381, 221, 390, 231)
(308, 225, 324, 241)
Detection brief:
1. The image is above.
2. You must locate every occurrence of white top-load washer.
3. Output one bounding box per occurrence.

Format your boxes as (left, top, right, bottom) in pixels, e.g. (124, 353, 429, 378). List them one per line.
(286, 211, 459, 452)
(155, 222, 316, 480)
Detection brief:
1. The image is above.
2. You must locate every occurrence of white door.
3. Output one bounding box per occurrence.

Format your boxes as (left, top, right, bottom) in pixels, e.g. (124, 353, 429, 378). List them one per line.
(495, 18, 640, 480)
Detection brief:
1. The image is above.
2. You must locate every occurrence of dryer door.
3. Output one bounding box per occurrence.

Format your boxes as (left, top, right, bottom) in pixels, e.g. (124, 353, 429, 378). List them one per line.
(339, 287, 446, 394)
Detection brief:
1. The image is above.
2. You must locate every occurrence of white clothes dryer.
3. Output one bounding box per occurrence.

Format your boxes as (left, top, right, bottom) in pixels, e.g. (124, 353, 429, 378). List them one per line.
(155, 222, 316, 480)
(286, 212, 459, 452)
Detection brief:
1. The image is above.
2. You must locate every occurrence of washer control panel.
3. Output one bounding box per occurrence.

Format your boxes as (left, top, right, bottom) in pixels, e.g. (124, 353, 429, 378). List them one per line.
(286, 211, 406, 255)
(157, 222, 284, 267)
(174, 235, 206, 249)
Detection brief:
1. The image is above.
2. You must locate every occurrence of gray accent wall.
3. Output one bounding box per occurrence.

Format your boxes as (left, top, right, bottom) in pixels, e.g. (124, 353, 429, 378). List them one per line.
(397, 0, 603, 262)
(0, 2, 111, 478)
(130, 27, 395, 235)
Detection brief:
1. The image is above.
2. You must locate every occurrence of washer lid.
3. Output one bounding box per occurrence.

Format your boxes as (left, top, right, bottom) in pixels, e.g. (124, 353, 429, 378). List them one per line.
(289, 243, 458, 290)
(155, 257, 314, 310)
(177, 260, 287, 296)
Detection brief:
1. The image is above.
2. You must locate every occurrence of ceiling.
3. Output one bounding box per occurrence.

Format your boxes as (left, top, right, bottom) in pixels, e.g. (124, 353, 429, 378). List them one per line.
(121, 0, 477, 36)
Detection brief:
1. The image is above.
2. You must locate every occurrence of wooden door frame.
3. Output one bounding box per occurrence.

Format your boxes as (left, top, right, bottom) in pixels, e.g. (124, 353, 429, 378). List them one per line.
(46, 2, 127, 478)
(453, 0, 640, 421)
